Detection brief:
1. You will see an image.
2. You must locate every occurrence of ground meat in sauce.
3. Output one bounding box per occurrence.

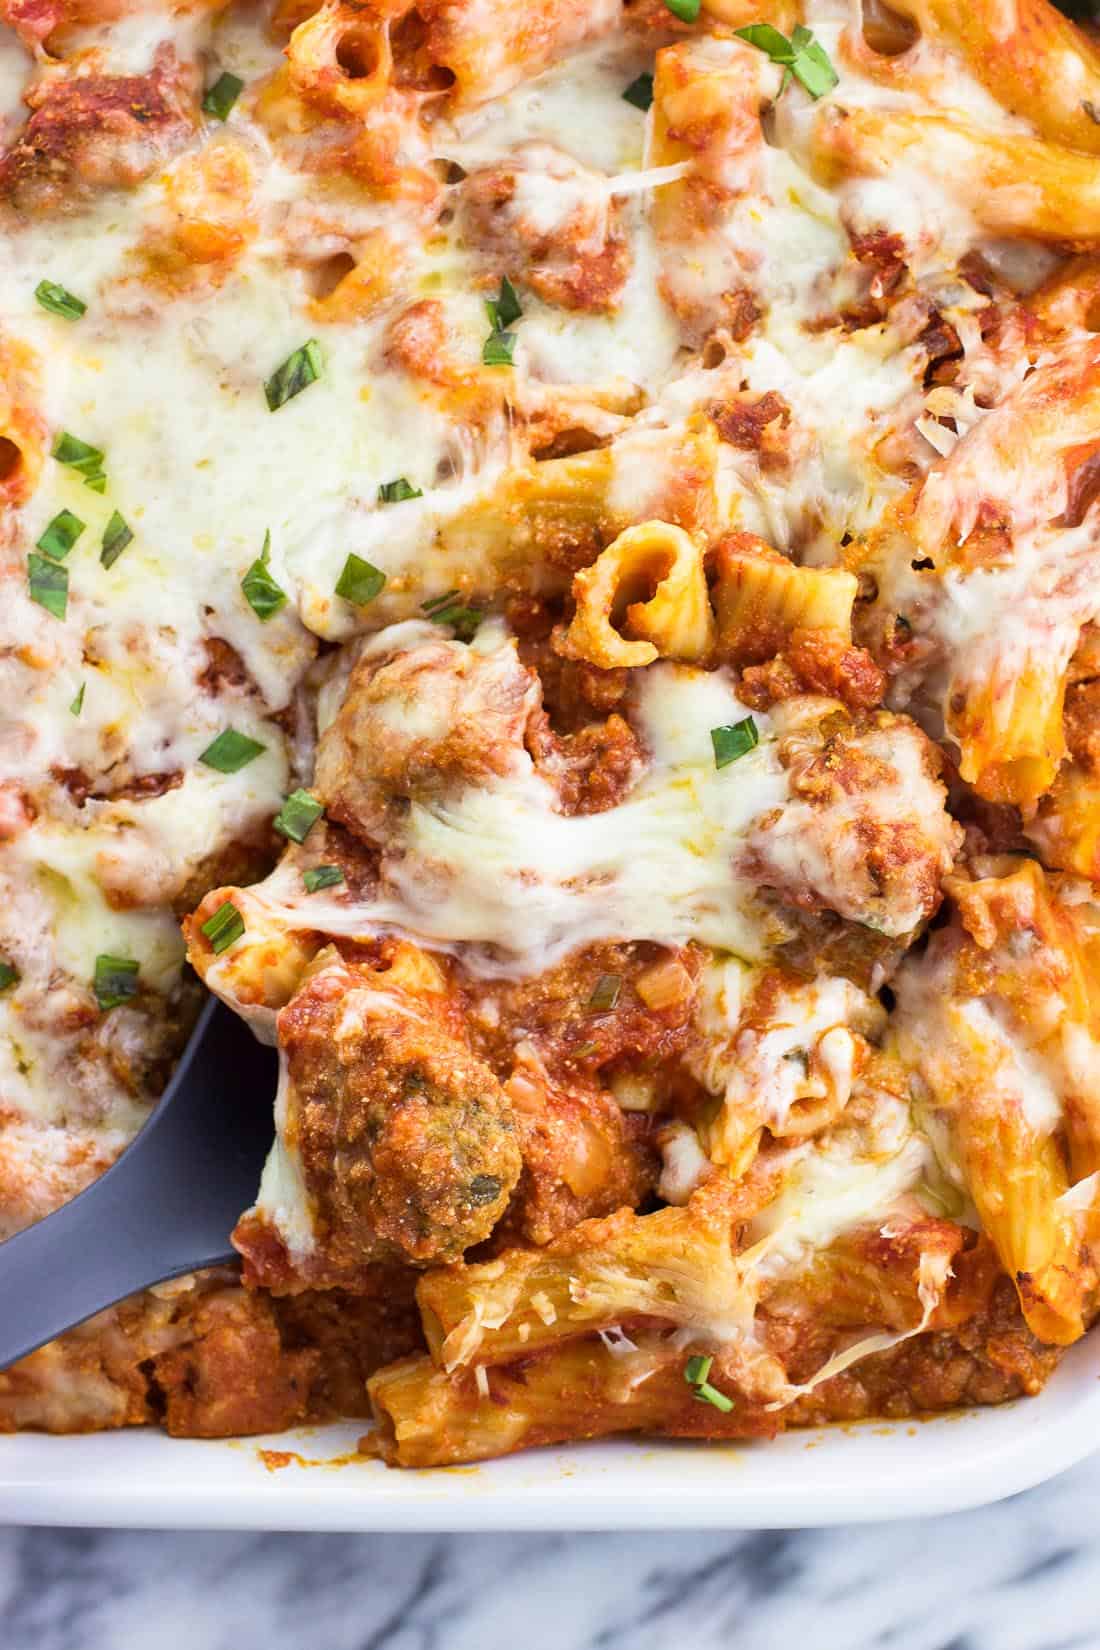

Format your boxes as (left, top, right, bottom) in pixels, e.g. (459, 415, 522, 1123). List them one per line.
(0, 1269, 422, 1437)
(500, 1067, 658, 1246)
(739, 630, 886, 713)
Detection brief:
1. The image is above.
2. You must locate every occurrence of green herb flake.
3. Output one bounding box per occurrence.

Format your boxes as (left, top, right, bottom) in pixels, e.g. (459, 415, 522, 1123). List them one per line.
(588, 974, 622, 1013)
(482, 329, 517, 368)
(421, 589, 482, 642)
(52, 430, 106, 490)
(241, 530, 288, 621)
(664, 0, 701, 19)
(335, 553, 386, 606)
(693, 1381, 735, 1413)
(622, 71, 654, 110)
(202, 70, 244, 121)
(274, 788, 324, 845)
(378, 477, 423, 504)
(93, 953, 139, 1011)
(28, 552, 68, 620)
(35, 279, 86, 320)
(201, 899, 245, 954)
(36, 509, 84, 561)
(264, 339, 323, 411)
(70, 681, 85, 717)
(684, 1354, 734, 1412)
(100, 510, 133, 569)
(0, 960, 18, 991)
(199, 728, 267, 774)
(303, 864, 345, 893)
(734, 22, 838, 99)
(710, 717, 759, 769)
(485, 274, 522, 333)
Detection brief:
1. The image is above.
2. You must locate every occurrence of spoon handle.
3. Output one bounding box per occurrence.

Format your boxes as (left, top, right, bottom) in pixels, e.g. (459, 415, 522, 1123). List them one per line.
(0, 998, 275, 1370)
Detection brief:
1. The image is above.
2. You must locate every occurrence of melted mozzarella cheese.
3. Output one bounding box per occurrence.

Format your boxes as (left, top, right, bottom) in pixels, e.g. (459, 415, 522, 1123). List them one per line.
(445, 36, 651, 176)
(751, 1120, 935, 1276)
(273, 658, 789, 974)
(693, 968, 879, 1135)
(250, 1053, 316, 1261)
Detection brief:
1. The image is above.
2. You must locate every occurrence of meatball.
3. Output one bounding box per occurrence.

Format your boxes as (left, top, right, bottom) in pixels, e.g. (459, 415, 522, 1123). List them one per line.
(744, 706, 962, 938)
(460, 142, 629, 313)
(0, 46, 199, 214)
(234, 952, 521, 1289)
(313, 631, 539, 842)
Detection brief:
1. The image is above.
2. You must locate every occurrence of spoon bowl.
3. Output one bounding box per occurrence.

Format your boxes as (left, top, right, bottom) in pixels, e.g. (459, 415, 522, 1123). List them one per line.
(0, 996, 274, 1371)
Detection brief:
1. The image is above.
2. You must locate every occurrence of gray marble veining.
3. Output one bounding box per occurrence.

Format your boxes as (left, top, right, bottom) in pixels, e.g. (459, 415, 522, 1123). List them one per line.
(3, 1455, 1100, 1650)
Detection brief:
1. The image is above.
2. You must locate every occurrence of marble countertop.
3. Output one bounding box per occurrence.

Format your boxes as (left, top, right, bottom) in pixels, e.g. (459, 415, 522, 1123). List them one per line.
(2, 1455, 1098, 1650)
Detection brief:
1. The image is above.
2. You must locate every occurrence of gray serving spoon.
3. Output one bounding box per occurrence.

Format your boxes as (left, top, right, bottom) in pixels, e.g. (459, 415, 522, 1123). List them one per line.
(0, 996, 275, 1370)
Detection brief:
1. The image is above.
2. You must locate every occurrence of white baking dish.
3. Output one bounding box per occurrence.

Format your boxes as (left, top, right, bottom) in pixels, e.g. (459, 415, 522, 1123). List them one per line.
(1, 1331, 1097, 1530)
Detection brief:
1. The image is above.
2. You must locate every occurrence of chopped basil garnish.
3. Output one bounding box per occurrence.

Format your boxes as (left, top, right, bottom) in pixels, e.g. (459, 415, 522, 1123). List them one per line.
(622, 71, 654, 110)
(665, 0, 701, 19)
(0, 959, 18, 991)
(201, 899, 244, 954)
(486, 275, 522, 333)
(199, 728, 266, 773)
(274, 788, 323, 844)
(684, 1353, 734, 1413)
(241, 530, 287, 621)
(36, 509, 84, 560)
(735, 23, 838, 99)
(28, 552, 67, 619)
(684, 1354, 712, 1385)
(93, 953, 139, 1011)
(35, 279, 86, 320)
(264, 339, 323, 411)
(303, 864, 344, 893)
(202, 70, 243, 121)
(421, 588, 482, 642)
(482, 276, 522, 366)
(70, 681, 85, 716)
(711, 717, 758, 769)
(378, 477, 423, 504)
(335, 553, 386, 606)
(52, 430, 106, 491)
(694, 1382, 734, 1413)
(588, 974, 622, 1013)
(100, 510, 133, 569)
(482, 329, 516, 368)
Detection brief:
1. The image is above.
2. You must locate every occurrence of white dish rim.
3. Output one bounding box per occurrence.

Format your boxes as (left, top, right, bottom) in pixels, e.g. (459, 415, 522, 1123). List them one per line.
(2, 1331, 1098, 1530)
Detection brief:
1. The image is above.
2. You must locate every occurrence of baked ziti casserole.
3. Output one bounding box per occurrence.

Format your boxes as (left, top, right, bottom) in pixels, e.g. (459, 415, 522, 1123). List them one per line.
(2, 0, 1100, 1468)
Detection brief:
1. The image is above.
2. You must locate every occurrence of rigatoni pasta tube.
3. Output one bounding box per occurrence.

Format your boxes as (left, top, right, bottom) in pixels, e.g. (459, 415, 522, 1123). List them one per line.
(418, 1189, 764, 1371)
(813, 110, 1100, 242)
(711, 535, 857, 666)
(367, 1333, 772, 1468)
(560, 520, 715, 668)
(885, 0, 1100, 157)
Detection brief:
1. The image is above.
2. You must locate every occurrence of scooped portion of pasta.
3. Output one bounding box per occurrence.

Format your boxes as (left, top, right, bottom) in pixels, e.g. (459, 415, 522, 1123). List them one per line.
(3, 0, 1100, 1463)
